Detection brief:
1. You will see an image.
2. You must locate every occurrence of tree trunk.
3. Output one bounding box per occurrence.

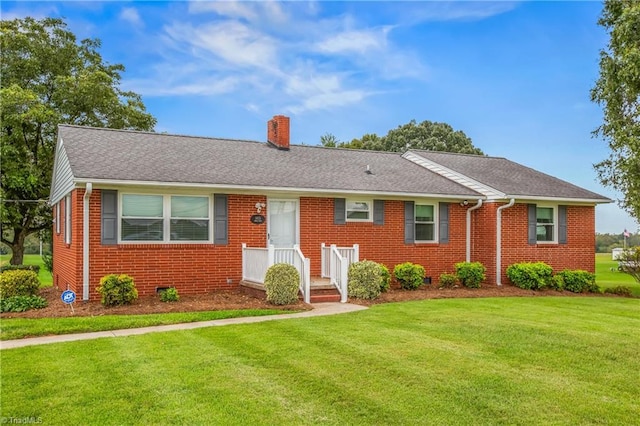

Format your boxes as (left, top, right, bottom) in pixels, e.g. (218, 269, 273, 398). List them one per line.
(9, 229, 27, 265)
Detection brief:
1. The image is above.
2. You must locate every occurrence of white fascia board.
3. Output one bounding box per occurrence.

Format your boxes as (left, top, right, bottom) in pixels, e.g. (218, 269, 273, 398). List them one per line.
(403, 151, 506, 198)
(502, 195, 613, 205)
(74, 178, 482, 201)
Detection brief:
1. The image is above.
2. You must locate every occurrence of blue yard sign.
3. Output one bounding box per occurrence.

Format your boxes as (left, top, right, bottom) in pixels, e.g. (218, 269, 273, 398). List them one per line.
(61, 289, 76, 304)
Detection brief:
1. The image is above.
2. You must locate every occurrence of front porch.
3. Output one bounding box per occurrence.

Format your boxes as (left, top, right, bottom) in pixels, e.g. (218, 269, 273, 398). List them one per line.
(241, 243, 359, 303)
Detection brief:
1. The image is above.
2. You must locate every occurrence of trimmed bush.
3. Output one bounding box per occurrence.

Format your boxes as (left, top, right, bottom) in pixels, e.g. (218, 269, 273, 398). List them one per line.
(264, 263, 300, 305)
(604, 286, 633, 297)
(455, 262, 486, 288)
(0, 264, 40, 274)
(42, 253, 53, 275)
(348, 261, 383, 300)
(554, 270, 599, 293)
(394, 262, 425, 290)
(506, 262, 553, 290)
(97, 274, 138, 306)
(379, 264, 391, 293)
(0, 270, 40, 298)
(439, 273, 458, 288)
(160, 287, 180, 302)
(549, 275, 565, 291)
(0, 295, 48, 313)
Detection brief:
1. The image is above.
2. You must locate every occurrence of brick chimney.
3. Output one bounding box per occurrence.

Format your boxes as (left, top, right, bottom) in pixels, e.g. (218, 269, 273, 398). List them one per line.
(267, 115, 290, 150)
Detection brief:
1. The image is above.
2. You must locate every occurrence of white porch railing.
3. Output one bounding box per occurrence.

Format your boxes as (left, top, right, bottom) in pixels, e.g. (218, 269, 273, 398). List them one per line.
(321, 243, 359, 303)
(242, 243, 311, 304)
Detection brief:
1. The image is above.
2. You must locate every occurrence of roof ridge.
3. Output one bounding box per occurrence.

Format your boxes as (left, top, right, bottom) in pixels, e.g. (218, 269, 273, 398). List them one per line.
(410, 149, 506, 161)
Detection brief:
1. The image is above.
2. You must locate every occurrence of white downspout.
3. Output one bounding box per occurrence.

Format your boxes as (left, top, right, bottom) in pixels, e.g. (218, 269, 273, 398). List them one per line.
(83, 183, 93, 301)
(496, 198, 515, 286)
(466, 199, 483, 262)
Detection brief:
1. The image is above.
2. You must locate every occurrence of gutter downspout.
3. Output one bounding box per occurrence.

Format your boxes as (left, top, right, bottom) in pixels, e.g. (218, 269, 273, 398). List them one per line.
(83, 183, 93, 301)
(496, 198, 515, 286)
(466, 199, 483, 262)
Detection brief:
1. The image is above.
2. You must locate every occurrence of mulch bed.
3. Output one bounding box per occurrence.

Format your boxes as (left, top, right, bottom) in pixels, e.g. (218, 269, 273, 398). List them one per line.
(1, 283, 620, 319)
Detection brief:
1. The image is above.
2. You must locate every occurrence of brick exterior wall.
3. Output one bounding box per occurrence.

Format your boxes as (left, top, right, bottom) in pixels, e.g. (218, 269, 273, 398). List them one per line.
(52, 190, 597, 301)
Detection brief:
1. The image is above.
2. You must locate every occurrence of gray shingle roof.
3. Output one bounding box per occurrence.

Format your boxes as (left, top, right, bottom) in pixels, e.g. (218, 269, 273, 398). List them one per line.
(57, 125, 480, 197)
(411, 150, 610, 201)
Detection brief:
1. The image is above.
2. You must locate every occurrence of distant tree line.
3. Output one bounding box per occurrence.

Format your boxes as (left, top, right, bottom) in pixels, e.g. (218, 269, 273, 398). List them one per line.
(596, 232, 639, 253)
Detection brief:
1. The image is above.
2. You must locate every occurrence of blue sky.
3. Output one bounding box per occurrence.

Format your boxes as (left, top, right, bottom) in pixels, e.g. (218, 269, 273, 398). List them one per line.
(3, 0, 638, 234)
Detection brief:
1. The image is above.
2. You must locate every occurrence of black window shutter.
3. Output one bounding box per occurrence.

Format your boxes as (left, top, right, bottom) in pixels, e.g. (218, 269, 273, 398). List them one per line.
(528, 204, 537, 245)
(101, 190, 118, 245)
(373, 200, 385, 225)
(404, 201, 415, 244)
(214, 194, 228, 245)
(558, 205, 567, 244)
(439, 203, 449, 244)
(334, 198, 346, 225)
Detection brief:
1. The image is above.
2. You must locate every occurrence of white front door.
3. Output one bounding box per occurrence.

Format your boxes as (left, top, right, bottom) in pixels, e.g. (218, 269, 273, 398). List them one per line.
(268, 199, 298, 248)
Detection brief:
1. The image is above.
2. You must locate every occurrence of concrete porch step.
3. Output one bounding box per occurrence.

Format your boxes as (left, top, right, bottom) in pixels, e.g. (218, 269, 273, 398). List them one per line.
(240, 278, 342, 303)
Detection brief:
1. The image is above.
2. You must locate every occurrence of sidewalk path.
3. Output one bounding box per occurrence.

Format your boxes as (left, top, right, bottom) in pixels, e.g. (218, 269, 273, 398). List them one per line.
(0, 303, 368, 350)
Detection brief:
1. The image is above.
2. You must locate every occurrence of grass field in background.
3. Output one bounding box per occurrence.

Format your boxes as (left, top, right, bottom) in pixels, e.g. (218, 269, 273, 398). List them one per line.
(595, 252, 640, 295)
(0, 253, 52, 286)
(1, 297, 638, 425)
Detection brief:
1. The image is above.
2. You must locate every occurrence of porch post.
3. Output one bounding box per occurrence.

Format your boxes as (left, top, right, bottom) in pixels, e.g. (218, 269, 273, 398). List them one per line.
(267, 244, 275, 267)
(353, 244, 359, 263)
(241, 243, 247, 281)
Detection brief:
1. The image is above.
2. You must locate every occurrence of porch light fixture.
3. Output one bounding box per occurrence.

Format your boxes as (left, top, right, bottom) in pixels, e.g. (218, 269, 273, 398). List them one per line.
(255, 202, 265, 213)
(460, 200, 469, 207)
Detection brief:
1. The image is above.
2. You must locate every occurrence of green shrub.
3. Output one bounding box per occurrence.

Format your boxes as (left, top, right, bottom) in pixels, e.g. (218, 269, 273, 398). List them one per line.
(264, 263, 300, 305)
(439, 273, 458, 288)
(506, 262, 553, 290)
(0, 270, 41, 298)
(0, 264, 40, 274)
(379, 264, 391, 293)
(160, 287, 180, 302)
(455, 262, 486, 288)
(0, 295, 48, 313)
(549, 275, 565, 291)
(604, 286, 633, 297)
(97, 274, 138, 306)
(554, 270, 599, 293)
(393, 262, 425, 290)
(42, 253, 53, 275)
(348, 261, 383, 300)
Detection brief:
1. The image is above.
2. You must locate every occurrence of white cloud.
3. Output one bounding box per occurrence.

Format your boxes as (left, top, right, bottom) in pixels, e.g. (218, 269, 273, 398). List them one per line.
(398, 1, 519, 24)
(315, 27, 390, 55)
(188, 0, 257, 21)
(119, 7, 143, 27)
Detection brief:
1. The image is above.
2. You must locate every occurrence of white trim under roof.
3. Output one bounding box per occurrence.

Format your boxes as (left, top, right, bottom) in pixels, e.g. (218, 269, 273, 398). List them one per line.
(403, 151, 506, 199)
(73, 178, 482, 201)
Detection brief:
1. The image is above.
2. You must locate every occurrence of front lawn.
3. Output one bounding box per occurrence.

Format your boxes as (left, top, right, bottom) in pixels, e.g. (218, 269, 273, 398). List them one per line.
(1, 297, 638, 425)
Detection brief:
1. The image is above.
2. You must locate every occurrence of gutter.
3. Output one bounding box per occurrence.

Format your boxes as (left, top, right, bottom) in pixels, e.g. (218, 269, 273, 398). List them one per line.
(496, 198, 515, 286)
(83, 183, 93, 301)
(466, 199, 483, 262)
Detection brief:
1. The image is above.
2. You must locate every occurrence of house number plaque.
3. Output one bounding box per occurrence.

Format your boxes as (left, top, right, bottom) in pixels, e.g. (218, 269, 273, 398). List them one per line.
(251, 214, 265, 224)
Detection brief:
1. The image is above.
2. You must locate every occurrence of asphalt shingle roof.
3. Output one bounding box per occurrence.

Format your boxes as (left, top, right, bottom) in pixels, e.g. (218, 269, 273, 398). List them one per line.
(411, 150, 610, 201)
(58, 125, 480, 197)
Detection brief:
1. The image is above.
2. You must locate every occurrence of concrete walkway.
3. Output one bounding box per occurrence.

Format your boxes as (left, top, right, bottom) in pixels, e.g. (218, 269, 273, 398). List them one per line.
(0, 303, 368, 350)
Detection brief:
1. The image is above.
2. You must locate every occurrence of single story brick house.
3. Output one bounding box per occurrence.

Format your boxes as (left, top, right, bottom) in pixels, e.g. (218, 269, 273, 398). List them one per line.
(50, 115, 610, 302)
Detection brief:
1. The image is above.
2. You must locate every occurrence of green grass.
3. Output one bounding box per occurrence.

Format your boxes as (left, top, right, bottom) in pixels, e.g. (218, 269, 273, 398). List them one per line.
(1, 297, 639, 425)
(0, 309, 289, 340)
(595, 252, 640, 296)
(0, 253, 52, 286)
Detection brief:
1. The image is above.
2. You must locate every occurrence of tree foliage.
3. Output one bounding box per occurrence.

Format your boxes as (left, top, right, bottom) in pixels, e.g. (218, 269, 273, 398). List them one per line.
(337, 120, 483, 154)
(591, 0, 640, 222)
(0, 17, 156, 264)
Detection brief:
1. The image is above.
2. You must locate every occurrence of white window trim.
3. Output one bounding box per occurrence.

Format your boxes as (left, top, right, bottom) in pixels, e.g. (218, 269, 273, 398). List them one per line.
(64, 194, 71, 245)
(346, 199, 373, 222)
(415, 203, 438, 243)
(118, 193, 213, 244)
(536, 205, 558, 244)
(55, 202, 60, 235)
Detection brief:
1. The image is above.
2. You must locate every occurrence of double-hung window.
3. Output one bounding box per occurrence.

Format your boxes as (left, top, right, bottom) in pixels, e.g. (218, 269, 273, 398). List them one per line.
(64, 194, 72, 244)
(346, 200, 372, 222)
(536, 206, 555, 242)
(121, 194, 210, 242)
(415, 204, 436, 242)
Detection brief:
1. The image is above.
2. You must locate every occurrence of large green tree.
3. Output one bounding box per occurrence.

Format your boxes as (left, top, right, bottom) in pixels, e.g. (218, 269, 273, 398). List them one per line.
(591, 0, 640, 222)
(338, 120, 483, 154)
(1, 17, 156, 264)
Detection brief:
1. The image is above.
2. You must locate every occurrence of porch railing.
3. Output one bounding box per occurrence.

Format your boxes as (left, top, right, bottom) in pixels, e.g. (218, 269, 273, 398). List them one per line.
(321, 243, 359, 303)
(241, 243, 311, 304)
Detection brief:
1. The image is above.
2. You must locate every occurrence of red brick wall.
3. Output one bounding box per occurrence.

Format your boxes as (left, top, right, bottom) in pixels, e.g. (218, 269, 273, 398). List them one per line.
(53, 190, 597, 300)
(498, 203, 596, 284)
(52, 190, 82, 294)
(299, 198, 467, 282)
